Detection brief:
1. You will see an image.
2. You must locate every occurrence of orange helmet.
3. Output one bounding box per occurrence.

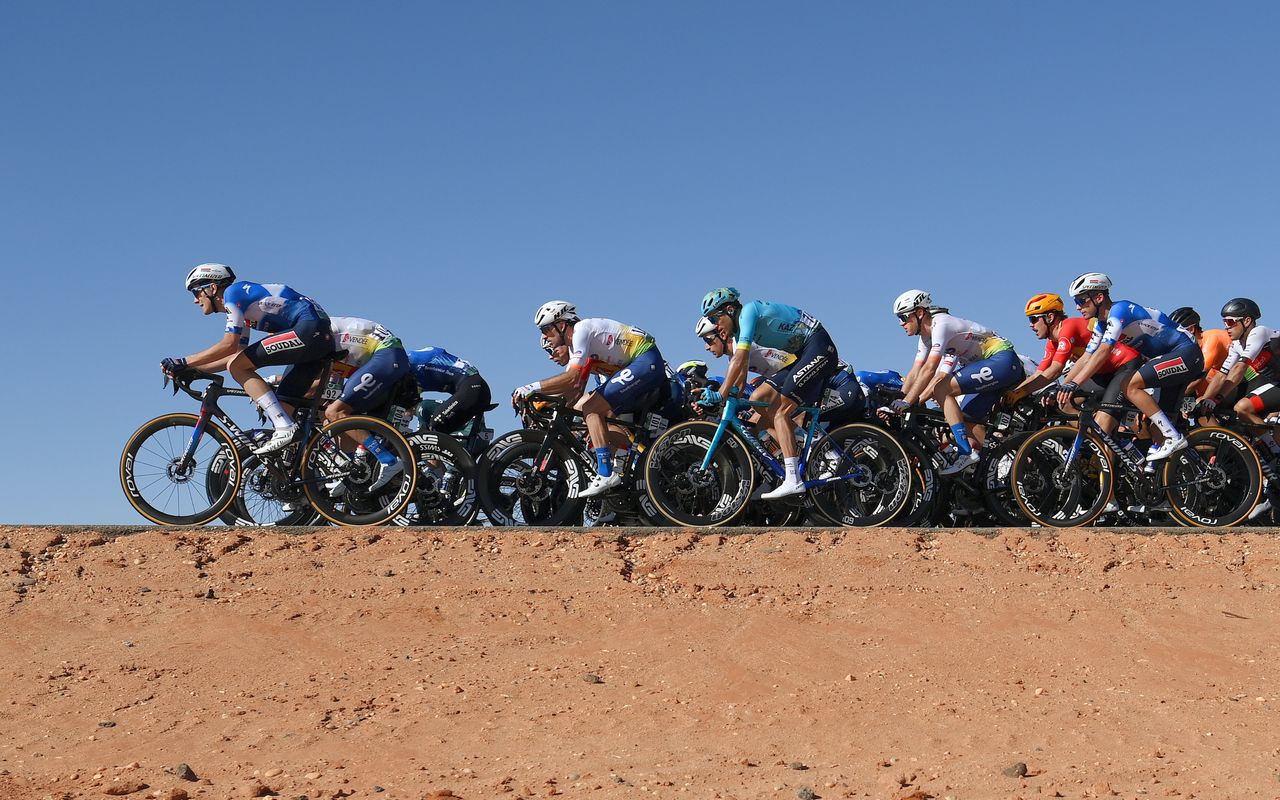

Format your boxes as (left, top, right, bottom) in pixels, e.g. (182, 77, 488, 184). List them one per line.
(1025, 293, 1065, 316)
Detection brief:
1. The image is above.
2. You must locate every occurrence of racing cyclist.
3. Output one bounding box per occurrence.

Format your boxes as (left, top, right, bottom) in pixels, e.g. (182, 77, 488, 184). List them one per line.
(515, 301, 668, 498)
(1169, 306, 1232, 400)
(1056, 272, 1204, 460)
(1191, 299, 1280, 446)
(408, 346, 493, 434)
(891, 289, 1025, 475)
(164, 264, 333, 455)
(1010, 292, 1141, 403)
(698, 288, 840, 498)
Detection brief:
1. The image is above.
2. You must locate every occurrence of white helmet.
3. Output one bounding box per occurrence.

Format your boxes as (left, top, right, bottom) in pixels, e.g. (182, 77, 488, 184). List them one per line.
(694, 316, 719, 338)
(534, 300, 579, 328)
(185, 263, 236, 291)
(892, 289, 932, 316)
(1068, 272, 1112, 296)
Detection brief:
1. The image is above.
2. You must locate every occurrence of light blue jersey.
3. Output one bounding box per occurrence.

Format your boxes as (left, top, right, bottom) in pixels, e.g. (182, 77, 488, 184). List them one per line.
(735, 301, 821, 354)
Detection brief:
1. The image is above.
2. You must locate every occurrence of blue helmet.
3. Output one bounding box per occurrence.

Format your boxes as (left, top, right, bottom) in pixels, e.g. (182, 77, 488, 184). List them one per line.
(701, 287, 741, 316)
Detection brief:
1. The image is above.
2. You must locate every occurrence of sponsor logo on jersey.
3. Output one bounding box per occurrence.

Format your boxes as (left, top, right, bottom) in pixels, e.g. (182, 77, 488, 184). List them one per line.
(1152, 357, 1188, 379)
(262, 331, 304, 354)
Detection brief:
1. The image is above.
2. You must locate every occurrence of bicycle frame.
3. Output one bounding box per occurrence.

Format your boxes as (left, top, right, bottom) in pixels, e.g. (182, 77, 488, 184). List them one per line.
(696, 397, 868, 490)
(1064, 406, 1210, 493)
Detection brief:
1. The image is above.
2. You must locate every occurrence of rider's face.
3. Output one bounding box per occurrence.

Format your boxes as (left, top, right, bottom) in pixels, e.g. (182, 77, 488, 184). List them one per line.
(703, 334, 726, 358)
(1028, 314, 1053, 340)
(898, 311, 919, 335)
(192, 284, 222, 315)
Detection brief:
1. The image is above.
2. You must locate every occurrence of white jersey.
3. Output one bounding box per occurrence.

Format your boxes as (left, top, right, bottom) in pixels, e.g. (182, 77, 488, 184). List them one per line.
(568, 318, 655, 369)
(747, 344, 797, 378)
(1219, 326, 1280, 375)
(329, 316, 402, 375)
(913, 312, 1013, 374)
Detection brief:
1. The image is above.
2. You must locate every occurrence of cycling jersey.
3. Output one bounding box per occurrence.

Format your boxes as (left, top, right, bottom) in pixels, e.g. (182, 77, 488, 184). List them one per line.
(735, 301, 821, 354)
(568, 318, 655, 369)
(1220, 326, 1280, 378)
(745, 344, 797, 378)
(1200, 328, 1232, 374)
(329, 317, 404, 376)
(1037, 316, 1140, 375)
(409, 347, 480, 393)
(223, 281, 327, 336)
(1087, 301, 1194, 358)
(855, 370, 904, 401)
(913, 312, 1013, 374)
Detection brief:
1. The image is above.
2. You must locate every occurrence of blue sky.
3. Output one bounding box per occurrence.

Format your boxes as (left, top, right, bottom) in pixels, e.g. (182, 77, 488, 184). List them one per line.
(3, 1, 1278, 523)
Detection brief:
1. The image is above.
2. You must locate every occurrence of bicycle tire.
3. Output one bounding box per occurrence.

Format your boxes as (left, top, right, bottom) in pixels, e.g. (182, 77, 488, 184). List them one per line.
(643, 420, 756, 528)
(1010, 426, 1114, 528)
(120, 413, 241, 526)
(211, 449, 322, 527)
(392, 430, 481, 527)
(301, 416, 417, 526)
(979, 432, 1031, 527)
(1163, 426, 1263, 528)
(475, 429, 587, 527)
(805, 422, 913, 527)
(891, 434, 942, 528)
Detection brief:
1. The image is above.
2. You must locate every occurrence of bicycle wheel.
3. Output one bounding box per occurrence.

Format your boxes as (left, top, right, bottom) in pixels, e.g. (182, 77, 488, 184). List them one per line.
(301, 416, 417, 526)
(121, 413, 241, 526)
(392, 431, 481, 526)
(979, 433, 1030, 527)
(888, 434, 942, 528)
(211, 449, 322, 527)
(643, 420, 756, 527)
(476, 430, 587, 527)
(1163, 427, 1262, 528)
(1011, 427, 1114, 527)
(805, 423, 913, 527)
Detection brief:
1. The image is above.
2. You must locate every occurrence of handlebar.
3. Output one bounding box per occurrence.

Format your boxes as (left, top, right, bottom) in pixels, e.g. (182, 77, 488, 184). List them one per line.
(164, 368, 225, 402)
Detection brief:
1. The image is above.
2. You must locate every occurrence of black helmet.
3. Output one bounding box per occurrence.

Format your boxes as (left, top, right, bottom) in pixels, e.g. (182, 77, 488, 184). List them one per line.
(1221, 298, 1262, 321)
(1168, 307, 1200, 328)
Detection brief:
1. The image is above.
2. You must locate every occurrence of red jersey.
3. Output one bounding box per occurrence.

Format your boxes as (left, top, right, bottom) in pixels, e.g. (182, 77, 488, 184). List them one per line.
(1038, 317, 1139, 374)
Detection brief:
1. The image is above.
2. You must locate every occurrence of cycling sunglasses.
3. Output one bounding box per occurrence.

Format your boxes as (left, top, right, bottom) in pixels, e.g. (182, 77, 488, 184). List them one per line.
(1027, 313, 1054, 325)
(190, 283, 217, 299)
(538, 322, 559, 336)
(1073, 294, 1095, 307)
(1223, 316, 1244, 327)
(896, 312, 914, 323)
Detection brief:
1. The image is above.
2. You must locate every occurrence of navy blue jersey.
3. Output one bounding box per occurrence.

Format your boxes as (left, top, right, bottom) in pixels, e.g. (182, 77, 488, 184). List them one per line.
(409, 347, 480, 393)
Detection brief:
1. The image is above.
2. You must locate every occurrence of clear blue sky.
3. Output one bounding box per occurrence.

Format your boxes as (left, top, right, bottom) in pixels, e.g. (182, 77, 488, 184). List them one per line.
(3, 2, 1278, 523)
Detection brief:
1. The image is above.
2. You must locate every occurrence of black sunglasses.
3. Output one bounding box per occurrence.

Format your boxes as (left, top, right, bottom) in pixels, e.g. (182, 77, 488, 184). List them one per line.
(896, 312, 914, 323)
(1073, 294, 1094, 307)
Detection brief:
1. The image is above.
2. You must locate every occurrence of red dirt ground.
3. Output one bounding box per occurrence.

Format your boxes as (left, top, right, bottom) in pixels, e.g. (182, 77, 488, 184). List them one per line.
(2, 526, 1279, 799)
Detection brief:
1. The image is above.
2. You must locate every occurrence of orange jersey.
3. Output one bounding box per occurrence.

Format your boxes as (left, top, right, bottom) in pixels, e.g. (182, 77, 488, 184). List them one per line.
(1199, 328, 1231, 375)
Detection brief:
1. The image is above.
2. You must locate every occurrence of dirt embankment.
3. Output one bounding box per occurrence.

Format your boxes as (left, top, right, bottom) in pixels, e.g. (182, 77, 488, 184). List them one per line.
(2, 526, 1279, 800)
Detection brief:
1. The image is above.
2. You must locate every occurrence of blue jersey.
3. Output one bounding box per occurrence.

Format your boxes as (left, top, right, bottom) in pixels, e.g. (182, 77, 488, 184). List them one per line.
(222, 281, 326, 336)
(827, 361, 857, 389)
(735, 301, 821, 354)
(1087, 301, 1193, 359)
(855, 370, 904, 400)
(408, 347, 479, 393)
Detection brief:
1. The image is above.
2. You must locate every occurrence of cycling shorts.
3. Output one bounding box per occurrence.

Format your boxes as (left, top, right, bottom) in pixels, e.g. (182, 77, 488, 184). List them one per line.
(251, 319, 334, 401)
(1245, 382, 1280, 416)
(426, 374, 493, 434)
(956, 349, 1025, 420)
(339, 346, 411, 413)
(1137, 342, 1205, 416)
(819, 378, 868, 427)
(765, 325, 838, 407)
(598, 347, 668, 414)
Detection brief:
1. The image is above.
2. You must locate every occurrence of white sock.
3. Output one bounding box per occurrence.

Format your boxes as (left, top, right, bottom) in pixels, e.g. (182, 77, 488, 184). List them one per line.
(1149, 411, 1180, 441)
(254, 391, 294, 430)
(784, 457, 799, 483)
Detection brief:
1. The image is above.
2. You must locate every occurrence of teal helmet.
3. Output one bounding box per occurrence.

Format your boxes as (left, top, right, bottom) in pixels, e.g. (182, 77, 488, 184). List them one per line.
(701, 287, 741, 316)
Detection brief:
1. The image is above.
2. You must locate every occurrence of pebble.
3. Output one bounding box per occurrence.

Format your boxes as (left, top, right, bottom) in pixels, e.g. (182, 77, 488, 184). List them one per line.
(99, 721, 117, 728)
(304, 773, 322, 780)
(246, 781, 274, 797)
(263, 768, 283, 778)
(139, 587, 151, 594)
(104, 782, 149, 796)
(1002, 762, 1028, 778)
(204, 588, 216, 599)
(164, 790, 189, 800)
(789, 761, 808, 771)
(175, 764, 198, 781)
(797, 788, 817, 800)
(381, 569, 394, 577)
(582, 674, 603, 684)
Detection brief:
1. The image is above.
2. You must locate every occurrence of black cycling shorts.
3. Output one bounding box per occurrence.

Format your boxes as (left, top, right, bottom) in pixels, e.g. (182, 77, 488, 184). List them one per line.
(247, 319, 334, 400)
(427, 374, 493, 434)
(764, 326, 839, 407)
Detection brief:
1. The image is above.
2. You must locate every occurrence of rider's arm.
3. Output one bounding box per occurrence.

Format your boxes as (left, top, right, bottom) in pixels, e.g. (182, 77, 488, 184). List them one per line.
(184, 331, 244, 372)
(721, 347, 750, 397)
(902, 353, 943, 406)
(1202, 361, 1245, 402)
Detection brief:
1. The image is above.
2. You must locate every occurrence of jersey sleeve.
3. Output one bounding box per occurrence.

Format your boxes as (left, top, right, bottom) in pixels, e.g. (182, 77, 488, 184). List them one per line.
(1038, 340, 1057, 372)
(223, 285, 247, 335)
(1202, 331, 1230, 374)
(567, 325, 590, 369)
(1089, 309, 1125, 352)
(913, 336, 928, 364)
(735, 302, 759, 350)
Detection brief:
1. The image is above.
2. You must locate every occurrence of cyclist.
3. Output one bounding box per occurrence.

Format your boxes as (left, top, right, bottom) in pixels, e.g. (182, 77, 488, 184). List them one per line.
(697, 288, 840, 498)
(891, 289, 1025, 475)
(856, 369, 904, 411)
(1056, 272, 1204, 460)
(163, 264, 333, 455)
(323, 316, 411, 491)
(819, 361, 869, 427)
(1169, 306, 1231, 399)
(1011, 292, 1141, 402)
(408, 346, 493, 434)
(1192, 298, 1280, 443)
(515, 301, 668, 498)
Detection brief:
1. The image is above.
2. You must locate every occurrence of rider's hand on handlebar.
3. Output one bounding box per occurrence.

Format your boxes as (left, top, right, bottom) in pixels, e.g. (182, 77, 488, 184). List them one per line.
(160, 357, 188, 375)
(1188, 397, 1218, 419)
(697, 388, 723, 408)
(889, 398, 911, 415)
(1054, 381, 1079, 408)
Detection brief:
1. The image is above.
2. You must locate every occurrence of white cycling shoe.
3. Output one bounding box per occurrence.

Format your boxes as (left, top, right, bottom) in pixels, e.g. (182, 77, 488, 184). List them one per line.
(1145, 436, 1188, 461)
(367, 458, 405, 493)
(761, 478, 806, 500)
(939, 450, 980, 476)
(579, 472, 623, 499)
(1249, 499, 1272, 521)
(253, 425, 299, 455)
